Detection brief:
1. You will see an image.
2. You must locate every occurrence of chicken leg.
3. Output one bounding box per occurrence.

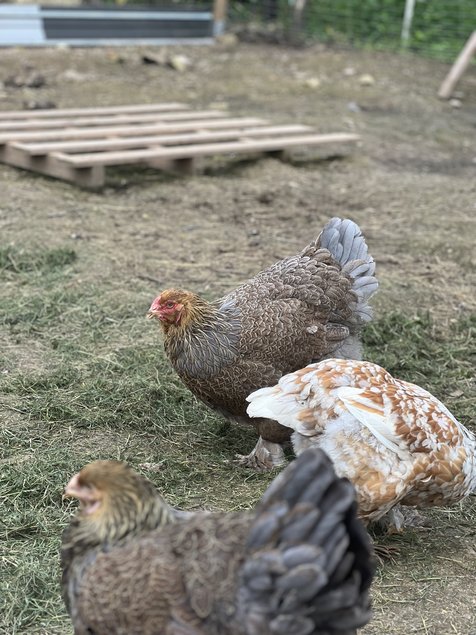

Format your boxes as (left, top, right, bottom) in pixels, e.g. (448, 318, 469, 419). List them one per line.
(236, 418, 291, 470)
(235, 436, 286, 470)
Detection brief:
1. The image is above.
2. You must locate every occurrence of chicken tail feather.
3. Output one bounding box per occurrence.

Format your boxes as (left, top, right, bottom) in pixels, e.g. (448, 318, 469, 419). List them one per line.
(239, 448, 375, 635)
(317, 218, 372, 271)
(317, 217, 378, 324)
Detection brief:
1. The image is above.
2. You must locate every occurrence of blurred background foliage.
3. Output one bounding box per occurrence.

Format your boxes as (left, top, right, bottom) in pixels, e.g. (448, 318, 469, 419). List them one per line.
(229, 0, 476, 60)
(109, 0, 471, 62)
(71, 0, 475, 62)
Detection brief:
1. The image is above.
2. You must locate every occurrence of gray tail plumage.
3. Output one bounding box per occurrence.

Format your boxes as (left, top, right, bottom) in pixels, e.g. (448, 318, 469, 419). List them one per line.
(239, 448, 375, 635)
(317, 217, 378, 323)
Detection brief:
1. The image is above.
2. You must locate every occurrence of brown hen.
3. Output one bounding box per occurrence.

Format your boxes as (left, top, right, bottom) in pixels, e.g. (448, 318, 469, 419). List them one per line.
(148, 217, 378, 470)
(61, 449, 375, 635)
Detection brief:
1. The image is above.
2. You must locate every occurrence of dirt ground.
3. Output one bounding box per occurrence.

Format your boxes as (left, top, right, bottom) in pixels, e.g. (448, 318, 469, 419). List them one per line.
(1, 42, 475, 321)
(1, 41, 475, 634)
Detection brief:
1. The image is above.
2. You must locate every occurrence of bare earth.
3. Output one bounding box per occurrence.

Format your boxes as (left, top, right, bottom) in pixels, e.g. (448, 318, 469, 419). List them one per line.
(1, 42, 475, 634)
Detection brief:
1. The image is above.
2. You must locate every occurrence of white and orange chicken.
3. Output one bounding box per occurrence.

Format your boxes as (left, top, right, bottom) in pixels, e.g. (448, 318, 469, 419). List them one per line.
(247, 359, 476, 529)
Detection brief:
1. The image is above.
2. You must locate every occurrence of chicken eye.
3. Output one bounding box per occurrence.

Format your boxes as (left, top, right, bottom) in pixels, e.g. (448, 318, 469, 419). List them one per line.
(166, 302, 175, 309)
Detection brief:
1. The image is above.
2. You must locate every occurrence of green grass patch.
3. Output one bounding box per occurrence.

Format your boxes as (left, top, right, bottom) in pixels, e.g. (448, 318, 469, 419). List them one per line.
(3, 347, 194, 433)
(0, 246, 77, 274)
(4, 311, 474, 433)
(231, 0, 476, 62)
(363, 312, 475, 423)
(0, 244, 79, 340)
(1, 259, 475, 633)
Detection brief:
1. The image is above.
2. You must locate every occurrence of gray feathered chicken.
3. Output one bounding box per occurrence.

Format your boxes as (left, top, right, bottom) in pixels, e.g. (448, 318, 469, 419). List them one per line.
(61, 449, 374, 635)
(148, 218, 378, 470)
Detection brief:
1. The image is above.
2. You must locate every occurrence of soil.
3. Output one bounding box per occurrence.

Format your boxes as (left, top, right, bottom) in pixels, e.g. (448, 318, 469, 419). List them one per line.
(0, 41, 475, 634)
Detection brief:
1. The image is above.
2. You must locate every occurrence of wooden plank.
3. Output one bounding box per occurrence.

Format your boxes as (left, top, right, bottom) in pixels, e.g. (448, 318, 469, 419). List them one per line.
(0, 144, 104, 187)
(438, 31, 476, 99)
(0, 110, 228, 131)
(12, 124, 312, 155)
(213, 0, 227, 35)
(0, 103, 189, 120)
(0, 117, 267, 143)
(54, 133, 360, 167)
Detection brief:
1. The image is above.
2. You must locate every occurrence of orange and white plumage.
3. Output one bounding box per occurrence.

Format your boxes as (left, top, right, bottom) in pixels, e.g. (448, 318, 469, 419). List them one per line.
(247, 359, 476, 526)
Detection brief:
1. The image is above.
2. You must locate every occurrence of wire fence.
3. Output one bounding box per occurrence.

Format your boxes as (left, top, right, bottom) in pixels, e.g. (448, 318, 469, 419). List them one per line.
(228, 0, 476, 62)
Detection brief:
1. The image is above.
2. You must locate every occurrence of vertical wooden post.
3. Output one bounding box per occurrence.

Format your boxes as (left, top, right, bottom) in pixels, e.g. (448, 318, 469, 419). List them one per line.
(291, 0, 308, 45)
(213, 0, 228, 36)
(401, 0, 416, 46)
(438, 31, 476, 99)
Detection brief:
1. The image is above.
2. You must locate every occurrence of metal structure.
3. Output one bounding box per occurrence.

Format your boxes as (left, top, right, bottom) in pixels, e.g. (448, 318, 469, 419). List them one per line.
(0, 4, 215, 46)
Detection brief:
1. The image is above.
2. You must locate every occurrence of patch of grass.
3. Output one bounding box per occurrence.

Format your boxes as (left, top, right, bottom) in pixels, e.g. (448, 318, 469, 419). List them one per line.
(1, 255, 475, 633)
(0, 245, 80, 341)
(3, 347, 190, 433)
(1, 289, 80, 335)
(363, 312, 475, 423)
(0, 246, 77, 274)
(0, 266, 270, 633)
(1, 453, 72, 634)
(0, 283, 147, 347)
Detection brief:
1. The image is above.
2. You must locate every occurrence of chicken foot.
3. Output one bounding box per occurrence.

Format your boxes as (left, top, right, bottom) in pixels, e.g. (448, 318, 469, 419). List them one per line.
(369, 505, 431, 563)
(235, 436, 286, 471)
(378, 504, 431, 534)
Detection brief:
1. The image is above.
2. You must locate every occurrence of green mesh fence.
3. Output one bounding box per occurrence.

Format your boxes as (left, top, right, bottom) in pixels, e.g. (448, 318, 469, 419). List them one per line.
(229, 0, 476, 61)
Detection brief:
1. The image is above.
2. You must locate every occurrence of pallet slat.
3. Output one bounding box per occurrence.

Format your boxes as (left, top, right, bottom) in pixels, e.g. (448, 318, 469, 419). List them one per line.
(54, 133, 360, 167)
(12, 125, 313, 155)
(0, 144, 104, 188)
(0, 117, 267, 144)
(0, 103, 189, 120)
(0, 109, 229, 131)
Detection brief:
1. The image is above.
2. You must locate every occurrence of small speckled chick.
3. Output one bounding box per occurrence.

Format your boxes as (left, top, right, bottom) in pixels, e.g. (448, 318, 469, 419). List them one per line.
(247, 359, 476, 530)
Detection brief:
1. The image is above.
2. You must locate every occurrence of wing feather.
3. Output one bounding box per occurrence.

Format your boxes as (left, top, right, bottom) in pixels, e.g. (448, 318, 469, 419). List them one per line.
(336, 386, 411, 461)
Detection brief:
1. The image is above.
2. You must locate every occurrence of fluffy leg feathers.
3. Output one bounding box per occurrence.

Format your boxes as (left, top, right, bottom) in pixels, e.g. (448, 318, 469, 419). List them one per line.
(235, 436, 287, 471)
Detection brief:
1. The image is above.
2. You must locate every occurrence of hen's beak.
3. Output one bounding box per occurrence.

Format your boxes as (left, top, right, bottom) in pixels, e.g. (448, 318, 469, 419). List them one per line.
(64, 472, 82, 499)
(64, 474, 101, 514)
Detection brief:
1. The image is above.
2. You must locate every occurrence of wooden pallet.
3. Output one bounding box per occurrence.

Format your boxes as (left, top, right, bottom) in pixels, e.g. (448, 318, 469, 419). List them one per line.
(0, 103, 360, 188)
